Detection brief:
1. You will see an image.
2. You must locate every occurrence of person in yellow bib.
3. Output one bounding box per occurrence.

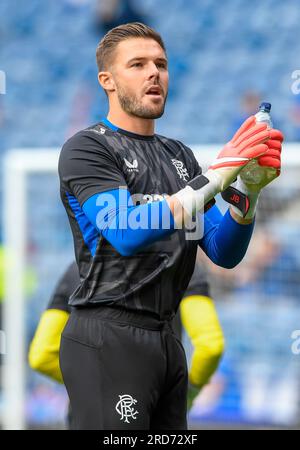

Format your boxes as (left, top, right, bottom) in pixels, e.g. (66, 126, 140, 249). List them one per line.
(29, 261, 225, 412)
(172, 263, 225, 409)
(28, 262, 77, 383)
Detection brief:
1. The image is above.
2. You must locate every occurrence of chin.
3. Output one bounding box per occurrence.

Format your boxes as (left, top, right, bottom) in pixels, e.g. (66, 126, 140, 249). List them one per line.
(140, 110, 164, 119)
(140, 104, 165, 119)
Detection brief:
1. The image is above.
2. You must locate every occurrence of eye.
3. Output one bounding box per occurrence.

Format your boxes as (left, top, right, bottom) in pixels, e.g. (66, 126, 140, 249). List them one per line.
(157, 62, 167, 70)
(131, 62, 143, 68)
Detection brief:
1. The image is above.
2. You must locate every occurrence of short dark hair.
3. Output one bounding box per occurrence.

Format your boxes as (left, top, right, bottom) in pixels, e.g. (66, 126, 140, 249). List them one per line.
(96, 22, 166, 72)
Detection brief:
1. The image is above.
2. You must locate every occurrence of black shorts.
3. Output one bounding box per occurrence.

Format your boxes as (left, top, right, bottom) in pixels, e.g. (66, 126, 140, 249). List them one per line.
(59, 305, 188, 430)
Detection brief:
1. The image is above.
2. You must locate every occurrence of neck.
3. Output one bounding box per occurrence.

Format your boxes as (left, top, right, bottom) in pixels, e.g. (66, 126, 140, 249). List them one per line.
(107, 108, 155, 136)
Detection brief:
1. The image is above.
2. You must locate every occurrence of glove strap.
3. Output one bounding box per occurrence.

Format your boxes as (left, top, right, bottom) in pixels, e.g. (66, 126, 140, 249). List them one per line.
(187, 175, 216, 212)
(174, 173, 220, 219)
(221, 186, 250, 217)
(222, 179, 259, 219)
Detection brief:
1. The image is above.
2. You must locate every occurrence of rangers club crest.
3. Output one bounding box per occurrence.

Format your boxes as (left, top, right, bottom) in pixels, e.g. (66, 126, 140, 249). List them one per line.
(171, 159, 190, 182)
(115, 394, 139, 423)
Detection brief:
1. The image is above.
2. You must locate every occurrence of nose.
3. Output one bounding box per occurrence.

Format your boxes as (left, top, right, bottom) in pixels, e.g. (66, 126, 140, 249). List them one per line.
(147, 61, 160, 80)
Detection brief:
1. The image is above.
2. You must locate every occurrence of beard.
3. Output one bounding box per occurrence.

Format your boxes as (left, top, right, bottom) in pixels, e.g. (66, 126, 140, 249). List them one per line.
(116, 83, 167, 119)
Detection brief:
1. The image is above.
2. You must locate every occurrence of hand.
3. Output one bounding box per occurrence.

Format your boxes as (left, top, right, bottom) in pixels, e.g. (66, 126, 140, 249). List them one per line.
(228, 128, 284, 219)
(239, 128, 284, 192)
(207, 116, 270, 192)
(170, 116, 269, 225)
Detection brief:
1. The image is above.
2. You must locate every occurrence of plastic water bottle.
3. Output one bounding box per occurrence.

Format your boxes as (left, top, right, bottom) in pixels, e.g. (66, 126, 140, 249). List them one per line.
(240, 102, 273, 184)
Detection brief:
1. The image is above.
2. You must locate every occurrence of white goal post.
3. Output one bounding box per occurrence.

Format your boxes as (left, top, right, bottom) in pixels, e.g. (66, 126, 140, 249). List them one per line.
(2, 144, 300, 429)
(3, 150, 61, 430)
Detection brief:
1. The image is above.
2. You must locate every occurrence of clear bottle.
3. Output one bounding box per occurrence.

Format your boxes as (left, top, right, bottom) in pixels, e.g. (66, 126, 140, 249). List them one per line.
(240, 102, 273, 185)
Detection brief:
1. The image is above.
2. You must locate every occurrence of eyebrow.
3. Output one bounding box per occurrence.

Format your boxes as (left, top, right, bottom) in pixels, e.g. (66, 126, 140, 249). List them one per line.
(127, 56, 168, 65)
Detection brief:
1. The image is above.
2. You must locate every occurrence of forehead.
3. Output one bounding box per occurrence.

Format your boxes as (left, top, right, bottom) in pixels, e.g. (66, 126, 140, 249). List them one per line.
(114, 38, 166, 63)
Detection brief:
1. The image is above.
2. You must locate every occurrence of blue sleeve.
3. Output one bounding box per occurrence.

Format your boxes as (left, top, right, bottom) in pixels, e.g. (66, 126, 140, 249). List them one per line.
(82, 189, 176, 256)
(199, 205, 255, 268)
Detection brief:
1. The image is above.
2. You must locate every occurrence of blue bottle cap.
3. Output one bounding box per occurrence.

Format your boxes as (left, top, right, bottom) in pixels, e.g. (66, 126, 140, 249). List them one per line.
(259, 102, 271, 112)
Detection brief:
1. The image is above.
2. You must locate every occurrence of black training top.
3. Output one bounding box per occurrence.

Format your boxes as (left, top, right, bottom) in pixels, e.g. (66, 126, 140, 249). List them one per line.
(58, 120, 204, 320)
(47, 261, 210, 325)
(47, 261, 79, 313)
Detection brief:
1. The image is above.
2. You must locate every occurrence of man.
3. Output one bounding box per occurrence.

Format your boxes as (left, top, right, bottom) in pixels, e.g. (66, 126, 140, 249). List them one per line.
(176, 263, 225, 409)
(58, 22, 283, 429)
(28, 262, 77, 384)
(28, 261, 224, 413)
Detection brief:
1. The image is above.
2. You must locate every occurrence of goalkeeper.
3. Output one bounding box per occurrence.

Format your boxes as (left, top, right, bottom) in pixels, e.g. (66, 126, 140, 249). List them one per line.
(28, 261, 224, 409)
(58, 23, 283, 429)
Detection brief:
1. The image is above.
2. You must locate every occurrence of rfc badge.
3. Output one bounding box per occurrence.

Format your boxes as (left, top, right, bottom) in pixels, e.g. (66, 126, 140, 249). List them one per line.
(115, 394, 139, 423)
(171, 159, 190, 182)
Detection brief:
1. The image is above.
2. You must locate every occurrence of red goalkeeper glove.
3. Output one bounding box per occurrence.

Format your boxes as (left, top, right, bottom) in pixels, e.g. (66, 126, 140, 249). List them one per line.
(222, 128, 284, 219)
(172, 116, 270, 220)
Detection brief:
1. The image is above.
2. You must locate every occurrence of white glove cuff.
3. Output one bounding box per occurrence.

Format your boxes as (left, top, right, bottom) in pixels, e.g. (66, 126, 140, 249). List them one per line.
(174, 170, 221, 218)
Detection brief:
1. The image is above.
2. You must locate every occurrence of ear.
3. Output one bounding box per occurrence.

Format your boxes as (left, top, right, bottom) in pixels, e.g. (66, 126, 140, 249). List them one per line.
(98, 71, 115, 93)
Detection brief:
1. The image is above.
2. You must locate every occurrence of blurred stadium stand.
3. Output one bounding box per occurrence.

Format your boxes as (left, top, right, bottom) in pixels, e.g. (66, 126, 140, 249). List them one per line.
(0, 0, 300, 429)
(1, 0, 300, 150)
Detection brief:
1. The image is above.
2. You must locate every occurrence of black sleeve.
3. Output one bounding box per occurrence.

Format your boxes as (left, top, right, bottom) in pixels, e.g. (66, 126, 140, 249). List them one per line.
(184, 263, 210, 298)
(47, 262, 80, 313)
(59, 131, 128, 207)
